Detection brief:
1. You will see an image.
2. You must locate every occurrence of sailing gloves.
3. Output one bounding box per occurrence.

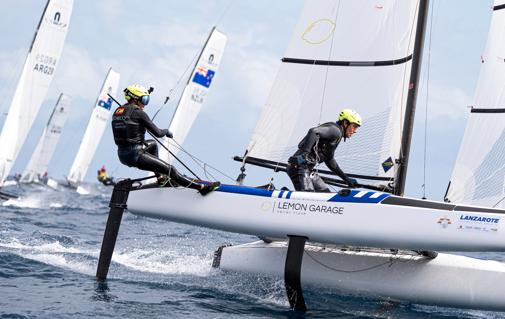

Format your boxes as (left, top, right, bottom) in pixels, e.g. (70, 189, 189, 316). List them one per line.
(164, 129, 173, 139)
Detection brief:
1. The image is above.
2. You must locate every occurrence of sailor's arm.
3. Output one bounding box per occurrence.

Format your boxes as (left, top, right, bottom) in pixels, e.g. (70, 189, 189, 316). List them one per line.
(326, 158, 357, 187)
(137, 110, 171, 138)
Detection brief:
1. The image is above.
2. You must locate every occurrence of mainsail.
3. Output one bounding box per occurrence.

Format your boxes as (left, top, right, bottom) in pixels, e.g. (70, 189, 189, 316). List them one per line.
(20, 93, 72, 183)
(66, 68, 120, 188)
(159, 27, 227, 163)
(0, 0, 73, 186)
(241, 0, 424, 190)
(446, 1, 505, 207)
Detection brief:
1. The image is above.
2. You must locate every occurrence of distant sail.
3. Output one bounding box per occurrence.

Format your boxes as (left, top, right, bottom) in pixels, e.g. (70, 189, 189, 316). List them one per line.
(446, 1, 505, 207)
(159, 27, 227, 163)
(0, 0, 73, 186)
(20, 93, 72, 183)
(66, 68, 120, 188)
(243, 0, 421, 187)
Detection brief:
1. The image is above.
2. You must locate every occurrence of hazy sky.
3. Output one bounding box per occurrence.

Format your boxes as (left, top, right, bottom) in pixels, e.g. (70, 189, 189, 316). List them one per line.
(0, 0, 494, 200)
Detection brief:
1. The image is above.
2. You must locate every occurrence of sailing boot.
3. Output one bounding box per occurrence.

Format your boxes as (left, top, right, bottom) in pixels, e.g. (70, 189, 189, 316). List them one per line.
(199, 181, 221, 196)
(157, 174, 170, 187)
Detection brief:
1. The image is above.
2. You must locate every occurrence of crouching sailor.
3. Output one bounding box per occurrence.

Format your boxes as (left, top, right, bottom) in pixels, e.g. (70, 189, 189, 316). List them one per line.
(287, 109, 361, 192)
(111, 84, 220, 195)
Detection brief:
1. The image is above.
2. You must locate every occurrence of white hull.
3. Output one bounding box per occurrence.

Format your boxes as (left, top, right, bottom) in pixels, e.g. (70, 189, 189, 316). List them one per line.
(216, 240, 505, 311)
(127, 184, 505, 252)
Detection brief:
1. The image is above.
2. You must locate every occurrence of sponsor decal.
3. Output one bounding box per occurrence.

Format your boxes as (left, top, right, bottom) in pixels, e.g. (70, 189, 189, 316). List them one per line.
(459, 214, 499, 223)
(456, 214, 500, 232)
(192, 66, 215, 88)
(437, 216, 452, 228)
(33, 54, 57, 76)
(382, 157, 394, 173)
(272, 200, 344, 216)
(45, 11, 68, 28)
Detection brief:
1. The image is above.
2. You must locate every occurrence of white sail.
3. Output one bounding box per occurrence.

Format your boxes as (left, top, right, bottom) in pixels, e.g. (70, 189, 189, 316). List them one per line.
(446, 2, 505, 207)
(66, 68, 120, 188)
(20, 93, 72, 183)
(244, 0, 420, 185)
(0, 0, 73, 186)
(159, 27, 227, 163)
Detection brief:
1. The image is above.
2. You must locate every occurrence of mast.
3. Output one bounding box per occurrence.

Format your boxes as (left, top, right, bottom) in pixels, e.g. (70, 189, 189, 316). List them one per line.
(394, 0, 430, 196)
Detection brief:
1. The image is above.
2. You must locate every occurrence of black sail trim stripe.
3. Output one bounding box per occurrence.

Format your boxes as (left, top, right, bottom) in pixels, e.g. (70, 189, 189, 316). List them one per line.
(282, 54, 412, 67)
(494, 4, 505, 11)
(471, 108, 505, 113)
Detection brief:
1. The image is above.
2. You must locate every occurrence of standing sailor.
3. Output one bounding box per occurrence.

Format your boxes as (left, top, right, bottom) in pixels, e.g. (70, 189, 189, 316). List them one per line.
(287, 109, 361, 192)
(111, 84, 220, 195)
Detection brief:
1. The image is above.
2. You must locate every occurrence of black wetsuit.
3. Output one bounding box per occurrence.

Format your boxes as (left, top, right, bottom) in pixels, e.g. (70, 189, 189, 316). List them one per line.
(287, 122, 354, 192)
(111, 103, 196, 187)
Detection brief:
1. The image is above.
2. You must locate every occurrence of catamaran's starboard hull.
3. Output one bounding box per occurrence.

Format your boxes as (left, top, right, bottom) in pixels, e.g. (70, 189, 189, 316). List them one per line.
(127, 184, 505, 251)
(215, 241, 505, 311)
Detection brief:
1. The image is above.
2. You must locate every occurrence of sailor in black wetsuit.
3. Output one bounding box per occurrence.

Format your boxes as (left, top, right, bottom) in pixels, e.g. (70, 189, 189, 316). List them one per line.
(111, 84, 219, 195)
(287, 109, 362, 192)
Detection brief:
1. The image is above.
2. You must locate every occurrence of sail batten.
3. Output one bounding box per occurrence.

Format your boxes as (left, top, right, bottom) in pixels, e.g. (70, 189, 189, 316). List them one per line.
(282, 55, 413, 66)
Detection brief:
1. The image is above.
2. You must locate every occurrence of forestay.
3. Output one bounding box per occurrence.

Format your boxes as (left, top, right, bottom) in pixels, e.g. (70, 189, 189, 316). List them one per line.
(446, 2, 505, 207)
(0, 0, 73, 186)
(20, 93, 72, 183)
(159, 27, 227, 163)
(244, 0, 421, 186)
(67, 68, 120, 187)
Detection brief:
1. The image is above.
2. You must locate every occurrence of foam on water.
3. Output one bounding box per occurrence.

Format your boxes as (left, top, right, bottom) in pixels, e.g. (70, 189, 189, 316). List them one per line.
(113, 248, 212, 276)
(2, 196, 41, 208)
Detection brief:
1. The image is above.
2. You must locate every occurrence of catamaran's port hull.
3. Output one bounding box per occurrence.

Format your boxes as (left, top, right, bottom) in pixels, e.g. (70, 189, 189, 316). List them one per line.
(127, 184, 505, 252)
(216, 241, 505, 311)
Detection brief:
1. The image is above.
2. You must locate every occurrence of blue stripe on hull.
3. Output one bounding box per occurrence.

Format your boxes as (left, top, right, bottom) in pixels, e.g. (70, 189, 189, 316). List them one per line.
(215, 184, 390, 203)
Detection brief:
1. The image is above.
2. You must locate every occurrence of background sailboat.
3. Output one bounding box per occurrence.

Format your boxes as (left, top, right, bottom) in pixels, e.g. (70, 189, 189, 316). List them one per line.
(0, 0, 73, 187)
(20, 93, 72, 188)
(158, 27, 227, 163)
(66, 68, 120, 192)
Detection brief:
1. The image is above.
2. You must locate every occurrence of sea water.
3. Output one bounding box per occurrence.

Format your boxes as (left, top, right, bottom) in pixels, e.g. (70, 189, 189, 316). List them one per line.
(1, 183, 504, 319)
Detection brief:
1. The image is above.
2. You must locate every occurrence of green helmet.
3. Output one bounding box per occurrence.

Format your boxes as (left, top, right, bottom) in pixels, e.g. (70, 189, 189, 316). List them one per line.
(124, 84, 150, 105)
(338, 109, 362, 126)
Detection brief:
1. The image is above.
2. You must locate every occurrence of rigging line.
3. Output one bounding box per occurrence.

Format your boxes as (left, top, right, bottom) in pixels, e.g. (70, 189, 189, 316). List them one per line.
(151, 51, 199, 121)
(169, 139, 237, 183)
(318, 0, 341, 125)
(304, 250, 411, 273)
(212, 0, 234, 28)
(422, 1, 435, 199)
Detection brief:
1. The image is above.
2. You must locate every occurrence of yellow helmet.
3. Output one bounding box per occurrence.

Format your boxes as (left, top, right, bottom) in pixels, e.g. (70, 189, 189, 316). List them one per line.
(338, 109, 362, 126)
(124, 84, 150, 105)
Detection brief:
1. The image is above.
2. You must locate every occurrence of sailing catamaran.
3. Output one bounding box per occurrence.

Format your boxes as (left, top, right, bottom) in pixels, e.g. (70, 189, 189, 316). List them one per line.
(0, 0, 72, 191)
(20, 93, 72, 188)
(66, 68, 120, 192)
(158, 27, 227, 163)
(96, 0, 505, 312)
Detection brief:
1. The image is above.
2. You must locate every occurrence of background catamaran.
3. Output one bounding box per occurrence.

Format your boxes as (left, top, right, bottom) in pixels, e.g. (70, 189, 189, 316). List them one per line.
(66, 68, 120, 193)
(0, 0, 72, 195)
(20, 93, 72, 189)
(96, 0, 505, 312)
